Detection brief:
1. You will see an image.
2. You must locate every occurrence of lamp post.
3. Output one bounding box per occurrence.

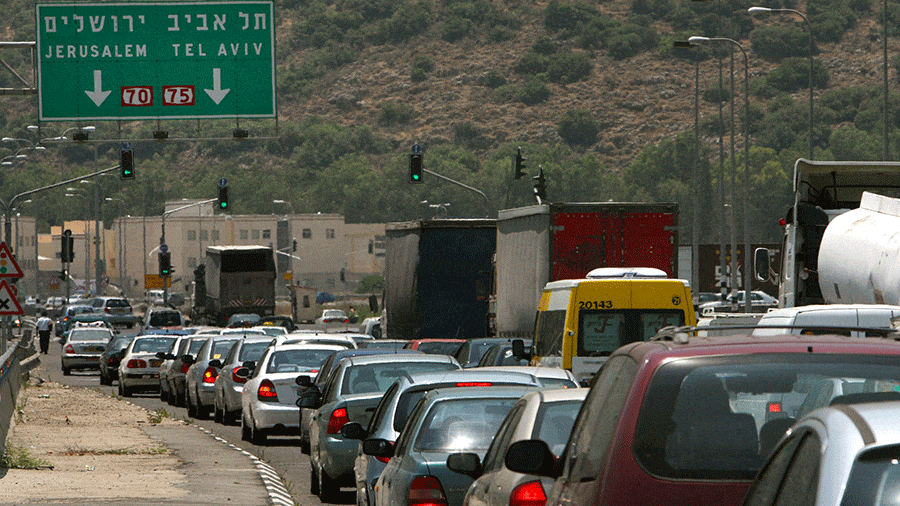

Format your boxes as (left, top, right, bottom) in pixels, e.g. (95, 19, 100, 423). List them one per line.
(273, 199, 295, 304)
(674, 40, 702, 294)
(690, 36, 752, 313)
(105, 197, 125, 292)
(748, 7, 814, 159)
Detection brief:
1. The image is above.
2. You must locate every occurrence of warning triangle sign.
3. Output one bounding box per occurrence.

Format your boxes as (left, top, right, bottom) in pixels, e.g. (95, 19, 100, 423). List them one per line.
(0, 242, 23, 278)
(0, 280, 23, 315)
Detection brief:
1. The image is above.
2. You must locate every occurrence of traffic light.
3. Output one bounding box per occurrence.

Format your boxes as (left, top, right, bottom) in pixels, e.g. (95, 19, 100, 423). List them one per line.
(61, 229, 74, 263)
(533, 166, 547, 201)
(409, 153, 423, 183)
(158, 251, 172, 277)
(515, 147, 527, 179)
(120, 145, 135, 180)
(292, 239, 298, 252)
(217, 184, 229, 210)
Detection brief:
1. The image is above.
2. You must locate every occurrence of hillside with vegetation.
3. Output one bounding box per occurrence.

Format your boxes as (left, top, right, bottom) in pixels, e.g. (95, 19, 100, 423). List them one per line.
(2, 0, 900, 244)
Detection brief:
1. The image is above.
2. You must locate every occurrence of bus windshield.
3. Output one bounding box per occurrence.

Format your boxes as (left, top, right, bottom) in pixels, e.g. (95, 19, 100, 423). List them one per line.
(578, 309, 685, 356)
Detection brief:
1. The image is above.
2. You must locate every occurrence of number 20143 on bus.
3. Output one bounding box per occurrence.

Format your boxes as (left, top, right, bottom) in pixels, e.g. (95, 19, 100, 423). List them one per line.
(121, 86, 195, 106)
(579, 300, 613, 309)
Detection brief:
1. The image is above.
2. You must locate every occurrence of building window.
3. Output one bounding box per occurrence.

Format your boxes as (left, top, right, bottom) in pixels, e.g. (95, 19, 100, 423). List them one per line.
(200, 230, 208, 241)
(188, 257, 197, 268)
(302, 228, 312, 239)
(252, 229, 260, 240)
(187, 230, 196, 241)
(212, 229, 220, 241)
(326, 228, 335, 239)
(262, 229, 271, 239)
(240, 229, 248, 240)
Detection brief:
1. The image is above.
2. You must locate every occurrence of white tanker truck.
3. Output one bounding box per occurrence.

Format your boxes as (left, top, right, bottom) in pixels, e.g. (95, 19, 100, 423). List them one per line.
(755, 159, 900, 307)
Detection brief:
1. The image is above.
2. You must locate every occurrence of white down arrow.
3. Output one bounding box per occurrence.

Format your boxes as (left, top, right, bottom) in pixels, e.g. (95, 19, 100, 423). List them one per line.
(204, 68, 230, 104)
(84, 70, 111, 106)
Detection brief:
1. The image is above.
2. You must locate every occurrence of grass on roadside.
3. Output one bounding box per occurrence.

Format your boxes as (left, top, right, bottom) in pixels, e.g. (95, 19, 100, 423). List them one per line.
(61, 445, 168, 456)
(1, 443, 53, 469)
(148, 409, 169, 424)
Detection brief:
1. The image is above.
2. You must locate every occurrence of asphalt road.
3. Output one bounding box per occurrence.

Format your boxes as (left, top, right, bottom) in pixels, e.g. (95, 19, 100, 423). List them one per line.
(46, 324, 359, 506)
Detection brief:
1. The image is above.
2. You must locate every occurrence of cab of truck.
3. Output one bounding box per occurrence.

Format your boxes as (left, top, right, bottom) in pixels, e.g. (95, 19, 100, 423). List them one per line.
(532, 274, 697, 385)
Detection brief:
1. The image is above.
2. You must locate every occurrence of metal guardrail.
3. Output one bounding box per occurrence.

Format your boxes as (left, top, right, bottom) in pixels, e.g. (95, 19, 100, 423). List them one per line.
(0, 340, 39, 457)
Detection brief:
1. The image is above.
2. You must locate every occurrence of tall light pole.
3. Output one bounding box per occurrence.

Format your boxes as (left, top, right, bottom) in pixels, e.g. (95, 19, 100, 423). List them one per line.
(105, 197, 125, 292)
(748, 7, 814, 159)
(674, 40, 701, 293)
(690, 36, 752, 312)
(273, 199, 295, 303)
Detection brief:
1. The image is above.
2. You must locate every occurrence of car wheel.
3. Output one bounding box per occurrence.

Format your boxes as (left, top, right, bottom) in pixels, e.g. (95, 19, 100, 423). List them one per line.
(62, 365, 71, 376)
(186, 392, 197, 418)
(318, 466, 339, 502)
(100, 372, 111, 386)
(226, 408, 240, 426)
(301, 431, 310, 454)
(250, 419, 267, 445)
(214, 401, 224, 424)
(241, 415, 251, 441)
(310, 466, 320, 496)
(159, 382, 169, 402)
(120, 381, 131, 397)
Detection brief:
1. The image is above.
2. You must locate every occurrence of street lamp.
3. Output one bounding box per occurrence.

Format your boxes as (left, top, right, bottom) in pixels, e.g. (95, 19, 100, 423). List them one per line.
(25, 125, 96, 143)
(748, 7, 814, 159)
(272, 200, 296, 307)
(690, 36, 753, 313)
(674, 40, 702, 294)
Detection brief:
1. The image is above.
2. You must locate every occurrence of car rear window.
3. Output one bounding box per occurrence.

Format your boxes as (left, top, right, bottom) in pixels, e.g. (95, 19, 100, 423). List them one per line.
(413, 397, 518, 452)
(238, 341, 271, 362)
(634, 353, 900, 481)
(149, 312, 182, 327)
(132, 337, 176, 353)
(416, 342, 463, 356)
(393, 381, 530, 432)
(266, 349, 336, 374)
(211, 339, 239, 361)
(532, 400, 583, 456)
(107, 299, 131, 308)
(342, 361, 459, 396)
(70, 329, 111, 342)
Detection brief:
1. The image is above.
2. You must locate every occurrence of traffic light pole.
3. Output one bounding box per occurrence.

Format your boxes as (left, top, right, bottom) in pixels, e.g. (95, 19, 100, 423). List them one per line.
(159, 197, 218, 305)
(421, 169, 490, 217)
(0, 162, 122, 352)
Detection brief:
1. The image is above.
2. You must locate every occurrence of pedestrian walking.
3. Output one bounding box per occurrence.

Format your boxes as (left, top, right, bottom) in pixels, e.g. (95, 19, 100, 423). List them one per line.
(36, 311, 52, 354)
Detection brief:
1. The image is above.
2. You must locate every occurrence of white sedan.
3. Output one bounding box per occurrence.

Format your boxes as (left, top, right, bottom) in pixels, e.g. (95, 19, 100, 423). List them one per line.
(239, 343, 346, 445)
(117, 335, 178, 397)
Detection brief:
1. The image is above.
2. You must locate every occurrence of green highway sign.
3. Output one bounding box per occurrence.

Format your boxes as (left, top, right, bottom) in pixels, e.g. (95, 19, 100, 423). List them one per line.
(35, 1, 276, 121)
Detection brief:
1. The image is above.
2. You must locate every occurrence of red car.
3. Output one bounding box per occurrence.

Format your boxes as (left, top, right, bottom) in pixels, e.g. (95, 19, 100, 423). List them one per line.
(505, 332, 900, 506)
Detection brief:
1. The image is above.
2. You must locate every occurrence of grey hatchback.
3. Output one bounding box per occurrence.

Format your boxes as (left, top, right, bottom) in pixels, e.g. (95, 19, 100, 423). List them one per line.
(184, 335, 242, 419)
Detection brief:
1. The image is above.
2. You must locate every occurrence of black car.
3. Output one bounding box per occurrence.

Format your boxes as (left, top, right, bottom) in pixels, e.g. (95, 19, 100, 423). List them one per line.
(99, 334, 136, 386)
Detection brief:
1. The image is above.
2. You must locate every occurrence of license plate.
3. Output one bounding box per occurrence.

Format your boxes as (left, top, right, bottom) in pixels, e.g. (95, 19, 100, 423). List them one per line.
(149, 359, 163, 367)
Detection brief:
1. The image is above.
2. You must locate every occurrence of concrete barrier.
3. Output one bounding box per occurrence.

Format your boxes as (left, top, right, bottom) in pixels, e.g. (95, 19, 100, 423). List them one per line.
(0, 343, 37, 458)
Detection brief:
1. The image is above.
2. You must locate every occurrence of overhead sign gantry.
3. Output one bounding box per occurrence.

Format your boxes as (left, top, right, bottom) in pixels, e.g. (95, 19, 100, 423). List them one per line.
(35, 1, 276, 121)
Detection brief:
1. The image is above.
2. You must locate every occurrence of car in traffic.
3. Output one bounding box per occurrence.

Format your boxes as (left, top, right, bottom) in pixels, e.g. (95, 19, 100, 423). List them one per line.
(302, 353, 462, 502)
(476, 341, 533, 367)
(117, 335, 178, 397)
(249, 325, 288, 337)
(60, 324, 114, 375)
(477, 365, 579, 389)
(99, 334, 136, 385)
(502, 332, 900, 506)
(699, 290, 778, 314)
(447, 388, 589, 506)
(213, 335, 275, 425)
(155, 335, 190, 401)
(227, 313, 262, 328)
(240, 343, 347, 444)
(341, 368, 547, 506)
(143, 307, 187, 330)
(368, 386, 539, 506)
(300, 348, 422, 453)
(742, 398, 900, 506)
(183, 334, 242, 419)
(454, 338, 526, 368)
(751, 304, 900, 338)
(161, 334, 212, 406)
(56, 304, 95, 336)
(258, 315, 296, 332)
(276, 331, 358, 349)
(316, 309, 349, 327)
(403, 338, 466, 356)
(89, 296, 140, 328)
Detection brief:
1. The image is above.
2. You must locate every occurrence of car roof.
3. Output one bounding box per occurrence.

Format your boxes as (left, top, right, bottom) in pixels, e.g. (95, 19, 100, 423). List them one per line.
(400, 369, 543, 386)
(477, 365, 576, 379)
(423, 385, 540, 402)
(269, 343, 348, 352)
(760, 304, 900, 317)
(408, 338, 466, 343)
(342, 353, 459, 366)
(521, 386, 589, 404)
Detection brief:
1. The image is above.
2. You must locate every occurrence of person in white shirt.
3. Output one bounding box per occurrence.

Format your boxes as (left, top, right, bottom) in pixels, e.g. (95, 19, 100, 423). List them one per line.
(36, 311, 52, 354)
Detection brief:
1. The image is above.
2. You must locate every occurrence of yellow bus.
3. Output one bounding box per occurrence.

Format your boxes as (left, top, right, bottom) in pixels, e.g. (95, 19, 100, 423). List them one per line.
(531, 275, 697, 385)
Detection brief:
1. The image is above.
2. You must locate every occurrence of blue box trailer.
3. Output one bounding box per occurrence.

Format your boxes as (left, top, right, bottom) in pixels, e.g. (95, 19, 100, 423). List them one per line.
(384, 219, 496, 341)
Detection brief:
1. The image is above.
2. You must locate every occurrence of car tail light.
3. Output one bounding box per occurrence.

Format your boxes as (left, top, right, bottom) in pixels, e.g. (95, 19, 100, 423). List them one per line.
(343, 318, 349, 323)
(232, 366, 248, 384)
(257, 379, 278, 402)
(127, 359, 147, 368)
(767, 402, 782, 414)
(327, 407, 349, 434)
(408, 475, 448, 506)
(105, 308, 111, 314)
(180, 362, 191, 374)
(509, 481, 546, 506)
(203, 367, 218, 384)
(64, 344, 74, 354)
(455, 382, 492, 387)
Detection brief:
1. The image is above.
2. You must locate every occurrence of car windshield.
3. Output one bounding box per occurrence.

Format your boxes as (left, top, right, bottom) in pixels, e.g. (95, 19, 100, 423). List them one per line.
(238, 341, 271, 362)
(841, 445, 900, 506)
(342, 361, 459, 395)
(265, 349, 336, 374)
(106, 336, 134, 351)
(149, 312, 182, 326)
(634, 353, 900, 481)
(416, 341, 463, 356)
(70, 329, 111, 342)
(132, 337, 176, 353)
(533, 400, 582, 456)
(577, 309, 685, 356)
(324, 310, 345, 318)
(414, 397, 518, 452)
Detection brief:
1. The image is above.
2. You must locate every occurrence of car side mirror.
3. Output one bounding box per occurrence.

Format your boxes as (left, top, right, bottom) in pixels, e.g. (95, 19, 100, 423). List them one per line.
(447, 452, 482, 479)
(181, 355, 195, 365)
(165, 353, 176, 360)
(511, 339, 531, 361)
(362, 438, 394, 459)
(340, 422, 368, 440)
(241, 360, 256, 370)
(755, 247, 772, 283)
(296, 385, 321, 408)
(504, 440, 560, 478)
(208, 359, 223, 369)
(296, 375, 312, 386)
(155, 352, 166, 359)
(234, 367, 251, 379)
